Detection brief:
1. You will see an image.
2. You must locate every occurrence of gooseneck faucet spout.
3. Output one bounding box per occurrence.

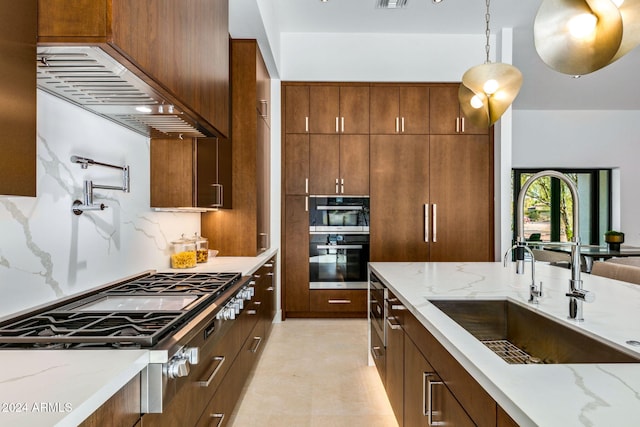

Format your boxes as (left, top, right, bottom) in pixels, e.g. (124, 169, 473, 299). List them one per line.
(513, 170, 594, 321)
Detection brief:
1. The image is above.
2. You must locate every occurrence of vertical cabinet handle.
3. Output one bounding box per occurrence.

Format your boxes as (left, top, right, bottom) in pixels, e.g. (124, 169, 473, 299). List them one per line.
(249, 336, 263, 353)
(211, 184, 223, 208)
(335, 178, 339, 194)
(455, 117, 460, 133)
(423, 373, 445, 426)
(401, 117, 405, 133)
(305, 116, 309, 132)
(424, 204, 429, 243)
(305, 178, 309, 194)
(341, 117, 345, 133)
(341, 178, 344, 194)
(395, 117, 400, 133)
(207, 413, 225, 427)
(432, 204, 437, 243)
(259, 100, 268, 119)
(336, 117, 339, 133)
(461, 117, 465, 133)
(305, 196, 308, 212)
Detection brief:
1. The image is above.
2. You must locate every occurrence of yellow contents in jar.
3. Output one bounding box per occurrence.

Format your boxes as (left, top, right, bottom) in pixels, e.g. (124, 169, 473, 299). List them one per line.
(196, 249, 209, 263)
(171, 250, 197, 268)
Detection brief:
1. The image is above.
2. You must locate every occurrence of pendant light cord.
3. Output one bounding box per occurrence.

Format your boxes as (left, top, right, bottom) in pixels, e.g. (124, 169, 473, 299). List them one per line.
(485, 0, 491, 64)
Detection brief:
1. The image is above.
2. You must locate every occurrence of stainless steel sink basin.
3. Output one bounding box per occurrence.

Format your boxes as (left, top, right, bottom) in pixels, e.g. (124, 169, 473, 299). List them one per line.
(429, 299, 640, 364)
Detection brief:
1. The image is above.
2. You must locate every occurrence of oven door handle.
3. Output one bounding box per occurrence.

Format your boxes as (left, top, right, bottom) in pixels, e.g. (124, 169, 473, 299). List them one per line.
(197, 356, 225, 387)
(316, 244, 363, 250)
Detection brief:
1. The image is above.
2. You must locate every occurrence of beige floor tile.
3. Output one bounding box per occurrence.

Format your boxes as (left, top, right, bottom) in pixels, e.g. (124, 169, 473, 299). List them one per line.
(228, 319, 398, 427)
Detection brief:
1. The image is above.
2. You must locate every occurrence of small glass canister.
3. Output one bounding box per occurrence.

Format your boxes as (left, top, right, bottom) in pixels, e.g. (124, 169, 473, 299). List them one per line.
(170, 234, 197, 269)
(194, 233, 209, 263)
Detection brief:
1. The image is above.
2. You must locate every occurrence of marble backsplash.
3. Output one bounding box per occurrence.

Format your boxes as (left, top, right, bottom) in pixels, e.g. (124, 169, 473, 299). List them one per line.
(0, 91, 200, 319)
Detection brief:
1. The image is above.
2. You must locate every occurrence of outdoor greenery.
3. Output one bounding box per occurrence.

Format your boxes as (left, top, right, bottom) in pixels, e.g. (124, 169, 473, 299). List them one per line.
(521, 173, 577, 241)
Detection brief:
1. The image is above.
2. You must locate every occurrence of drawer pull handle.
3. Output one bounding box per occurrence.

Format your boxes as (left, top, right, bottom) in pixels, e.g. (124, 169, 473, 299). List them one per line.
(328, 299, 351, 304)
(250, 336, 263, 353)
(198, 356, 225, 387)
(371, 346, 384, 359)
(424, 372, 444, 425)
(266, 286, 275, 291)
(386, 316, 402, 330)
(264, 263, 274, 268)
(208, 413, 224, 427)
(247, 309, 258, 315)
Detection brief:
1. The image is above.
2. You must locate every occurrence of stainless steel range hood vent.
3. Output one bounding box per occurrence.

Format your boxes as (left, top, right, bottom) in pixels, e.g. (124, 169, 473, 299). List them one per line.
(37, 46, 209, 138)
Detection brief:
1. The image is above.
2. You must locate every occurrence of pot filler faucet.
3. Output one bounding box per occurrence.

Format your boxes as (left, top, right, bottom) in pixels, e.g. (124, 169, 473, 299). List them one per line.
(70, 155, 130, 215)
(505, 170, 594, 321)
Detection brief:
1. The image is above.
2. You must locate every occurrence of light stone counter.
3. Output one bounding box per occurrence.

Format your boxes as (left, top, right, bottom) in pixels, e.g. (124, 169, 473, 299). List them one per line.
(0, 249, 278, 427)
(0, 350, 148, 427)
(369, 261, 640, 427)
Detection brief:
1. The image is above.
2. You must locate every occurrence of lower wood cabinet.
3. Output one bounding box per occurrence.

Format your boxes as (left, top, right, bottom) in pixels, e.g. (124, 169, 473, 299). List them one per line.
(79, 373, 140, 427)
(309, 289, 366, 314)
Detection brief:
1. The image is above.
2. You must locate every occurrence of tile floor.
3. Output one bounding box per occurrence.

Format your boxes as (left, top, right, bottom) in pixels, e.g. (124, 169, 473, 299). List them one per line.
(228, 319, 399, 427)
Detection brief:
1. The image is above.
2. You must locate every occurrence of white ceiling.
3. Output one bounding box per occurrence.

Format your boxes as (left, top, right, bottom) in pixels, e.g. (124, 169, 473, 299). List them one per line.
(230, 0, 640, 110)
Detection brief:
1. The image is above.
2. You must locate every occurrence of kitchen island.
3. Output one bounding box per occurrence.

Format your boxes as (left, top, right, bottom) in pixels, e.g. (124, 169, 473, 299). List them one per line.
(370, 261, 640, 427)
(0, 248, 277, 427)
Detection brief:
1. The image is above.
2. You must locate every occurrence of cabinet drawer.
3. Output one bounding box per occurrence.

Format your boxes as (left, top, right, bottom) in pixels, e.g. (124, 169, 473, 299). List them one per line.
(310, 289, 366, 312)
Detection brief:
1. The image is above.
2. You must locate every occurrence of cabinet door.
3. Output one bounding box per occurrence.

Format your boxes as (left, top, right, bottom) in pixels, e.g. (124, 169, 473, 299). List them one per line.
(256, 116, 271, 253)
(429, 134, 493, 261)
(370, 135, 430, 262)
(370, 86, 399, 134)
(284, 85, 309, 133)
(309, 86, 340, 133)
(309, 134, 340, 195)
(196, 137, 232, 209)
(284, 196, 310, 314)
(339, 86, 369, 134)
(399, 86, 429, 134)
(150, 138, 194, 208)
(386, 292, 404, 426)
(256, 49, 270, 121)
(404, 336, 433, 427)
(430, 85, 488, 135)
(284, 134, 310, 195)
(0, 0, 36, 196)
(339, 135, 369, 196)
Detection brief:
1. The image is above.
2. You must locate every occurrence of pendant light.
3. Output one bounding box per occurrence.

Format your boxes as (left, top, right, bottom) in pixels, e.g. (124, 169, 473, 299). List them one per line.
(534, 0, 640, 76)
(458, 0, 523, 128)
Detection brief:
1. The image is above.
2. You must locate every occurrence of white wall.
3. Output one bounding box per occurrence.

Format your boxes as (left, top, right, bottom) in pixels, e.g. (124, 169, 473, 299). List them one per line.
(280, 32, 489, 81)
(0, 92, 200, 319)
(512, 110, 640, 245)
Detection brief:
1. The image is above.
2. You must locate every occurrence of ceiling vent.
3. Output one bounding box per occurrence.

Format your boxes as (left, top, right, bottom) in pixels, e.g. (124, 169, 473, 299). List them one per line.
(37, 46, 209, 138)
(376, 0, 408, 8)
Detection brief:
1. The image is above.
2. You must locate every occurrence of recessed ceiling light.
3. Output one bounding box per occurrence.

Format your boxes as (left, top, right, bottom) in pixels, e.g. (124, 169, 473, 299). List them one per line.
(376, 0, 408, 9)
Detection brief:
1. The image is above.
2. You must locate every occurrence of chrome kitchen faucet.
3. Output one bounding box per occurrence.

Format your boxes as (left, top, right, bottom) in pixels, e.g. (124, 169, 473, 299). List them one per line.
(509, 170, 594, 321)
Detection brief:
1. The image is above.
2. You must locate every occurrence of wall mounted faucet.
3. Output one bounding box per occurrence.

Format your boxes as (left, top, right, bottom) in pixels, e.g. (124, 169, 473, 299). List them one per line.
(71, 155, 130, 215)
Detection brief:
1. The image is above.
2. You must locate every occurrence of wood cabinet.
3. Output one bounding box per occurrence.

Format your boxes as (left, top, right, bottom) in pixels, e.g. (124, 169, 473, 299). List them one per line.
(38, 0, 230, 138)
(0, 0, 36, 197)
(430, 85, 488, 135)
(370, 133, 493, 262)
(80, 374, 140, 427)
(253, 255, 277, 339)
(284, 85, 310, 134)
(370, 135, 430, 262)
(309, 134, 369, 195)
(385, 290, 405, 425)
(284, 134, 309, 195)
(309, 289, 366, 313)
(370, 86, 430, 134)
(150, 137, 231, 209)
(309, 85, 369, 134)
(201, 39, 270, 256)
(283, 195, 310, 314)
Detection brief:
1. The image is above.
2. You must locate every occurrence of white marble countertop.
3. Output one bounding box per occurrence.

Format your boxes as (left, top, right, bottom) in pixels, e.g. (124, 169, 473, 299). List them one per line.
(369, 261, 640, 427)
(0, 250, 277, 427)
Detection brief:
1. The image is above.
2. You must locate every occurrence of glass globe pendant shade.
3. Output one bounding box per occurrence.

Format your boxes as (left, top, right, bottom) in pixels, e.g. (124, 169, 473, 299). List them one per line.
(533, 0, 640, 75)
(459, 62, 523, 127)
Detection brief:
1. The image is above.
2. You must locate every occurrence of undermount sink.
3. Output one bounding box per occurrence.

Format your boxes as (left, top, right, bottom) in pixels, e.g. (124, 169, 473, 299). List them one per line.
(429, 299, 640, 365)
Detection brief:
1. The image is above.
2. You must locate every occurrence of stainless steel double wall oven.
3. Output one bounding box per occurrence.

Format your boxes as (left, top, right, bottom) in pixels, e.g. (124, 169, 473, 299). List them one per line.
(309, 196, 370, 290)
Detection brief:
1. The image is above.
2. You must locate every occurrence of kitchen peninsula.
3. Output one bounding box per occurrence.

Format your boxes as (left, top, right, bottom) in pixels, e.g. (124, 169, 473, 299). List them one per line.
(370, 261, 640, 427)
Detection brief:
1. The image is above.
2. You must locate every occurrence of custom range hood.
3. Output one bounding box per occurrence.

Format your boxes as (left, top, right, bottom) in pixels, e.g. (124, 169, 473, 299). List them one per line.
(37, 46, 212, 138)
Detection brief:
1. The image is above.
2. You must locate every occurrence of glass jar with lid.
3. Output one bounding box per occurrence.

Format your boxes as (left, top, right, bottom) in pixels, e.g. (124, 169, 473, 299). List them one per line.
(194, 233, 209, 263)
(170, 234, 197, 269)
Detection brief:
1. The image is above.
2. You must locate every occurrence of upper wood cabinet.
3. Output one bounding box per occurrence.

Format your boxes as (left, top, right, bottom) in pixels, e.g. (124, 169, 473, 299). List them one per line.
(284, 134, 309, 195)
(0, 0, 36, 197)
(37, 0, 230, 138)
(309, 85, 369, 134)
(370, 86, 429, 134)
(429, 85, 488, 135)
(201, 39, 270, 256)
(150, 137, 231, 209)
(309, 134, 369, 196)
(284, 85, 310, 134)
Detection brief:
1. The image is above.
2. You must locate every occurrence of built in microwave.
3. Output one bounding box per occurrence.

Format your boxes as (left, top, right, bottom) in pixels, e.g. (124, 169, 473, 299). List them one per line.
(309, 196, 369, 233)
